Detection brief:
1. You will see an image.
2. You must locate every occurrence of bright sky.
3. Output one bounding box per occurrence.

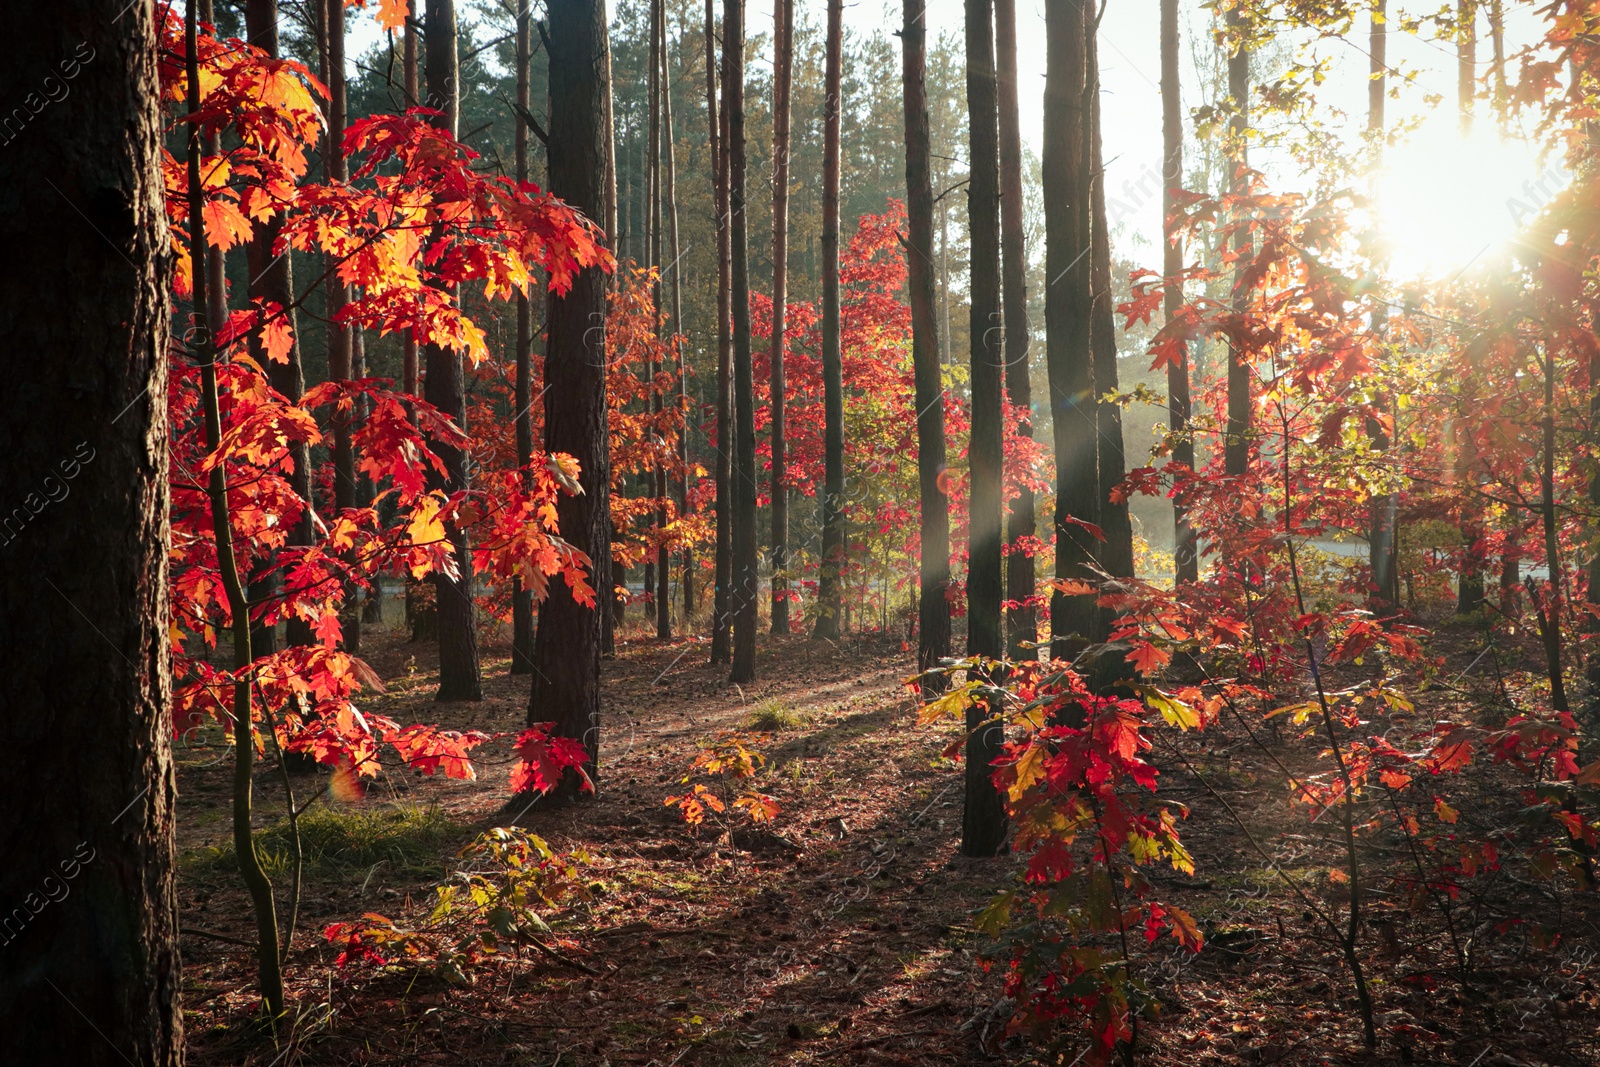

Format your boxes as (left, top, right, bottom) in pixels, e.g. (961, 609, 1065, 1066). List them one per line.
(348, 0, 1566, 283)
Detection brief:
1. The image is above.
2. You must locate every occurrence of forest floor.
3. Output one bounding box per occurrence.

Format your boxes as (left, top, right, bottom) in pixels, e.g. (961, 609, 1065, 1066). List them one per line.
(176, 612, 1600, 1066)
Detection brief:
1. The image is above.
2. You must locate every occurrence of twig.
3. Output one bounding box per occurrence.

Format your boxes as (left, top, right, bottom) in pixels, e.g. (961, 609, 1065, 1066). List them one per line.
(183, 926, 260, 949)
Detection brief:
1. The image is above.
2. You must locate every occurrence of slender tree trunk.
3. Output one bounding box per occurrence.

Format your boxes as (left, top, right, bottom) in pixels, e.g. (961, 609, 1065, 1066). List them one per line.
(728, 0, 761, 683)
(529, 0, 612, 794)
(815, 0, 846, 641)
(649, 0, 671, 640)
(1456, 0, 1486, 613)
(403, 0, 429, 643)
(1539, 351, 1570, 713)
(1366, 0, 1400, 608)
(996, 0, 1036, 654)
(325, 0, 367, 655)
(512, 0, 537, 674)
(707, 0, 735, 663)
(1044, 0, 1097, 651)
(962, 0, 1009, 858)
(1089, 27, 1133, 599)
(661, 13, 690, 626)
(1458, 0, 1477, 132)
(1160, 0, 1196, 586)
(769, 0, 795, 633)
(654, 0, 676, 639)
(189, 1, 285, 1019)
(424, 0, 484, 699)
(0, 1, 183, 1057)
(1223, 6, 1252, 478)
(904, 0, 952, 687)
(1490, 0, 1505, 112)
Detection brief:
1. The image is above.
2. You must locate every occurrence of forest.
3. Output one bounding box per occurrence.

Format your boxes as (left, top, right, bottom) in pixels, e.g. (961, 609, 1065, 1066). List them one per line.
(5, 0, 1600, 1063)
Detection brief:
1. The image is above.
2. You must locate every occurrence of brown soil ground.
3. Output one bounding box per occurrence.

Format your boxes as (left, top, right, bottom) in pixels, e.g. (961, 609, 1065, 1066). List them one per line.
(178, 616, 1600, 1066)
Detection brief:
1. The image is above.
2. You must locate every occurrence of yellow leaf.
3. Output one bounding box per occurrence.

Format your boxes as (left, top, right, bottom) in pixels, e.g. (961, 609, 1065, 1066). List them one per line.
(1008, 743, 1048, 803)
(1148, 690, 1199, 730)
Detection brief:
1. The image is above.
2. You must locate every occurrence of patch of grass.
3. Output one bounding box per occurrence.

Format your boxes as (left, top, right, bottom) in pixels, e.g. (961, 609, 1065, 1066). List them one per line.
(745, 698, 806, 732)
(185, 802, 460, 880)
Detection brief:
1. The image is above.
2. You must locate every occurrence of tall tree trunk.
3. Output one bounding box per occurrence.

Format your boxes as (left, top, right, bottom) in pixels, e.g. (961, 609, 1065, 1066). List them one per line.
(655, 0, 677, 639)
(1489, 0, 1505, 112)
(962, 0, 1009, 858)
(1160, 0, 1196, 586)
(1089, 26, 1133, 598)
(904, 0, 952, 687)
(1223, 6, 1252, 478)
(403, 5, 428, 641)
(661, 12, 690, 626)
(815, 0, 846, 641)
(996, 0, 1036, 654)
(323, 0, 364, 656)
(425, 0, 484, 699)
(769, 0, 795, 634)
(1456, 0, 1486, 612)
(602, 8, 620, 658)
(246, 0, 309, 649)
(1366, 0, 1400, 608)
(649, 0, 670, 640)
(512, 0, 537, 674)
(1044, 0, 1097, 651)
(529, 0, 612, 793)
(707, 0, 735, 663)
(729, 0, 760, 683)
(0, 1, 183, 1057)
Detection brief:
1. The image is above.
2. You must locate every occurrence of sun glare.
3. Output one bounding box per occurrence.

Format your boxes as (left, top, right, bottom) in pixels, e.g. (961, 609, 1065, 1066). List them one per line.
(1374, 123, 1559, 281)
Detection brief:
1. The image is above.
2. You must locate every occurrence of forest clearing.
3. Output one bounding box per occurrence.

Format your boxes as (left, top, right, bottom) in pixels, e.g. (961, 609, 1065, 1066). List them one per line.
(8, 0, 1600, 1064)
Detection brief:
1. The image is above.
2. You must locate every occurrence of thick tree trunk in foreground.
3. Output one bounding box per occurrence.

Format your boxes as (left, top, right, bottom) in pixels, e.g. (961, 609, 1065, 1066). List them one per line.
(0, 4, 182, 1060)
(904, 0, 952, 687)
(962, 0, 1009, 859)
(728, 0, 760, 684)
(769, 0, 794, 634)
(425, 0, 484, 699)
(511, 0, 537, 674)
(815, 0, 846, 641)
(1161, 0, 1196, 586)
(996, 0, 1035, 657)
(708, 0, 734, 663)
(1044, 0, 1097, 652)
(530, 0, 612, 791)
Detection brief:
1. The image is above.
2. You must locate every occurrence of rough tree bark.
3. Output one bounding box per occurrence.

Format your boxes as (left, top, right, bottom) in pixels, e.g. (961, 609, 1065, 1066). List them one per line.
(0, 1, 184, 1059)
(962, 0, 1009, 858)
(529, 0, 613, 792)
(769, 0, 795, 634)
(996, 0, 1036, 655)
(425, 0, 484, 699)
(1044, 0, 1098, 651)
(728, 0, 761, 684)
(814, 0, 847, 641)
(904, 0, 952, 688)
